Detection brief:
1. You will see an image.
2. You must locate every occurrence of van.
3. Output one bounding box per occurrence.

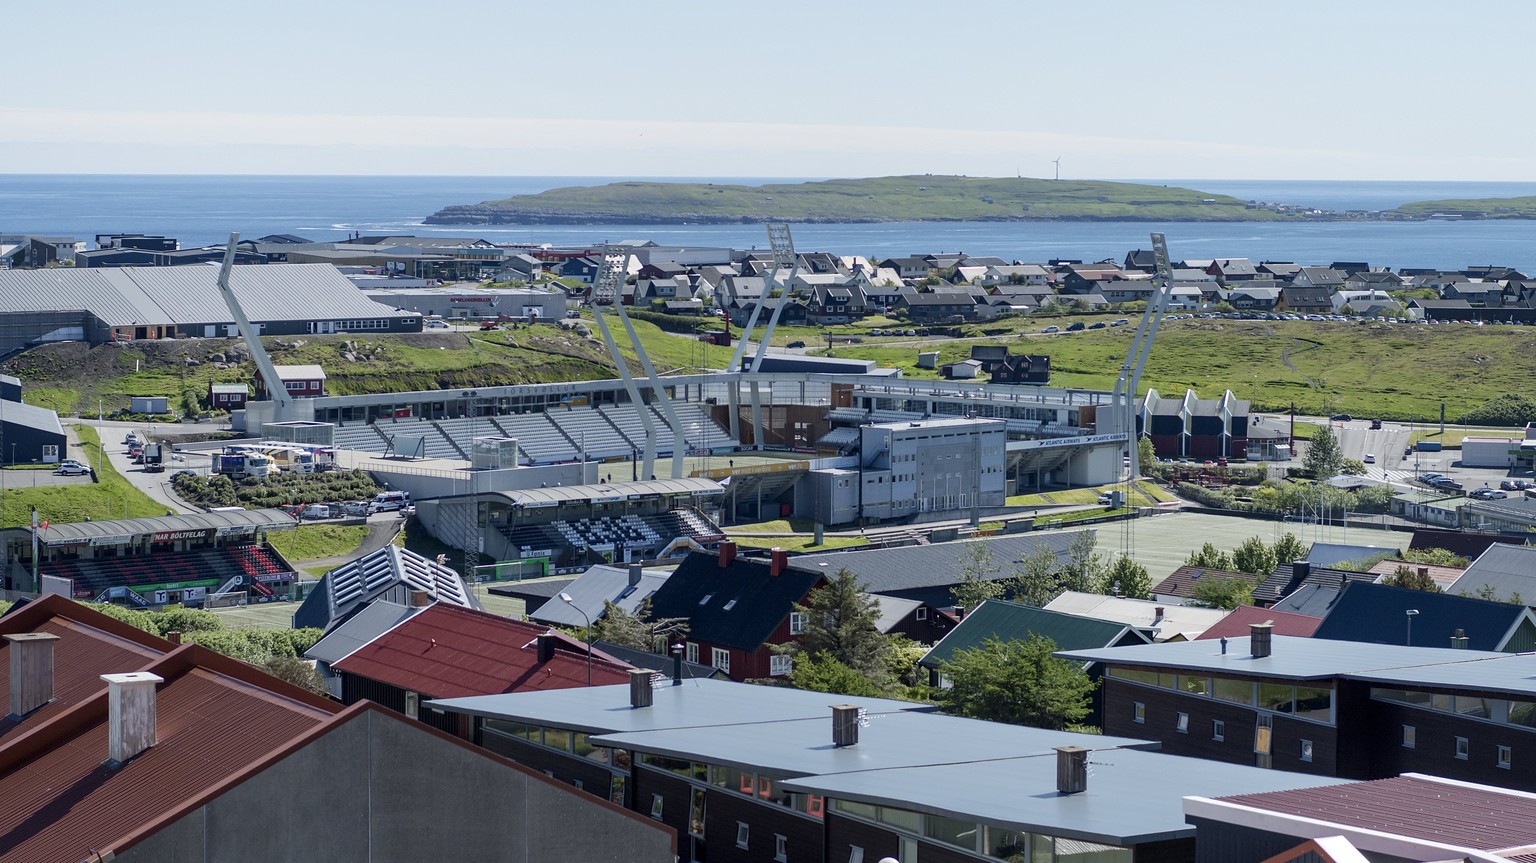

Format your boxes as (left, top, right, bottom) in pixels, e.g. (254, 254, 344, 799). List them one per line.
(300, 504, 332, 520)
(370, 491, 412, 513)
(341, 500, 372, 517)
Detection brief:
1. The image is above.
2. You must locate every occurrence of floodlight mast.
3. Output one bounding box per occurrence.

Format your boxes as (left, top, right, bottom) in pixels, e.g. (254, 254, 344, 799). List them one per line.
(743, 223, 799, 449)
(590, 246, 660, 478)
(216, 232, 293, 420)
(610, 282, 689, 478)
(1114, 233, 1175, 557)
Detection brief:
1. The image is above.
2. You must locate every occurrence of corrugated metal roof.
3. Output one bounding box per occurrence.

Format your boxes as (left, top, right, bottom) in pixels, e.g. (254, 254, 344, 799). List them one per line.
(1057, 635, 1506, 681)
(0, 400, 64, 435)
(492, 477, 723, 508)
(332, 603, 632, 698)
(1194, 605, 1322, 641)
(39, 507, 295, 545)
(790, 531, 1090, 595)
(1310, 581, 1532, 652)
(1450, 544, 1536, 603)
(303, 599, 421, 665)
(920, 599, 1145, 670)
(528, 564, 670, 628)
(0, 263, 414, 328)
(1044, 591, 1226, 641)
(1215, 775, 1536, 851)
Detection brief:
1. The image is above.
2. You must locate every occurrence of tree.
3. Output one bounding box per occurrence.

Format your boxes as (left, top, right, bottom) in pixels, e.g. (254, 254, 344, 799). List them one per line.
(1006, 541, 1062, 607)
(1271, 532, 1307, 568)
(950, 541, 1004, 611)
(1303, 425, 1343, 479)
(1187, 575, 1256, 610)
(1339, 458, 1367, 476)
(787, 652, 887, 697)
(590, 598, 688, 652)
(263, 655, 328, 695)
(1383, 565, 1442, 593)
(936, 636, 1095, 729)
(1057, 531, 1104, 595)
(1103, 555, 1152, 599)
(1402, 547, 1470, 568)
(1232, 536, 1276, 576)
(1136, 436, 1157, 475)
(1186, 542, 1235, 571)
(787, 568, 897, 693)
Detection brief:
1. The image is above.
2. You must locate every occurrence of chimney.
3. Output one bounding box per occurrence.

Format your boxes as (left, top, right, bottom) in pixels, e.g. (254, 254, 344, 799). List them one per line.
(536, 632, 558, 664)
(165, 631, 182, 645)
(629, 563, 644, 588)
(1154, 606, 1166, 622)
(1451, 628, 1469, 650)
(629, 668, 655, 708)
(832, 704, 861, 747)
(1292, 560, 1310, 581)
(670, 642, 685, 686)
(1055, 746, 1089, 794)
(6, 633, 59, 717)
(101, 672, 163, 764)
(410, 589, 432, 608)
(717, 540, 737, 569)
(1250, 621, 1274, 658)
(770, 548, 788, 577)
(954, 605, 967, 620)
(1418, 566, 1430, 580)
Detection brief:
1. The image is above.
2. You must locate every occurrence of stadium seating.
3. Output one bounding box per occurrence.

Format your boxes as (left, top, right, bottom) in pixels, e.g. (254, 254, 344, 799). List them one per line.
(39, 545, 293, 602)
(495, 508, 722, 568)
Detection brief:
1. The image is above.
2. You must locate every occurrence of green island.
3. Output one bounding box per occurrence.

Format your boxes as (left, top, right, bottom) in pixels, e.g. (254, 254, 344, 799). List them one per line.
(425, 175, 1305, 224)
(1387, 196, 1536, 219)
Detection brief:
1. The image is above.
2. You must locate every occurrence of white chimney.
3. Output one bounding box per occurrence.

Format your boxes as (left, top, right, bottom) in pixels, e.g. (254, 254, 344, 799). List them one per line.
(101, 671, 163, 763)
(6, 632, 60, 717)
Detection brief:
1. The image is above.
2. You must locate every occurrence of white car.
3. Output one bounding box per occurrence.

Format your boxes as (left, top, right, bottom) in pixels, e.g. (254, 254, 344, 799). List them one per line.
(1363, 454, 1375, 464)
(55, 463, 90, 476)
(425, 320, 451, 329)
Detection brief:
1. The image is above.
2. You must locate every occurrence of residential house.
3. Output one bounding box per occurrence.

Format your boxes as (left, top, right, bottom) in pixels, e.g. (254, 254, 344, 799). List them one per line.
(968, 344, 1010, 371)
(1328, 261, 1372, 276)
(1408, 526, 1526, 561)
(207, 382, 249, 410)
(331, 602, 632, 733)
(1208, 258, 1259, 284)
(729, 296, 807, 327)
(1193, 605, 1323, 641)
(498, 252, 545, 281)
(1152, 565, 1262, 605)
(1343, 270, 1403, 291)
(1251, 560, 1379, 607)
(1171, 267, 1219, 284)
(1447, 544, 1536, 604)
(879, 256, 933, 279)
(1292, 267, 1346, 290)
(1225, 286, 1281, 311)
(1099, 280, 1158, 304)
(254, 363, 327, 399)
(1307, 580, 1536, 652)
(941, 359, 982, 379)
(1280, 286, 1332, 314)
(894, 289, 978, 322)
(528, 562, 671, 629)
(557, 255, 602, 284)
(980, 263, 1053, 287)
(1331, 289, 1401, 316)
(1441, 280, 1506, 304)
(1059, 264, 1127, 294)
(1364, 558, 1465, 592)
(806, 283, 869, 325)
(1124, 249, 1158, 272)
(1257, 261, 1302, 281)
(990, 353, 1050, 385)
(1044, 592, 1228, 641)
(637, 260, 688, 281)
(1168, 284, 1210, 309)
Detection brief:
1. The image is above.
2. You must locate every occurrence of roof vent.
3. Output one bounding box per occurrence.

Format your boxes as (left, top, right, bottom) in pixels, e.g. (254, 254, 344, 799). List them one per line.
(1055, 746, 1089, 794)
(832, 704, 861, 748)
(629, 668, 655, 708)
(6, 632, 60, 718)
(629, 563, 644, 588)
(1250, 621, 1274, 658)
(1451, 628, 1469, 650)
(101, 671, 164, 764)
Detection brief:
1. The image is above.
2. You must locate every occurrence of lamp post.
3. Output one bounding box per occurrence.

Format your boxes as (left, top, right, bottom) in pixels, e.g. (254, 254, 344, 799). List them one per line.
(1405, 608, 1419, 646)
(560, 591, 593, 686)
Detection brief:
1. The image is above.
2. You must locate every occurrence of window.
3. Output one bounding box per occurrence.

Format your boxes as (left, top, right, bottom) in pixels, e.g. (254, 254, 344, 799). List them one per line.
(789, 612, 806, 635)
(848, 847, 864, 863)
(686, 642, 699, 664)
(711, 648, 731, 673)
(689, 788, 707, 837)
(915, 607, 928, 621)
(404, 691, 419, 720)
(898, 836, 917, 863)
(1213, 678, 1256, 706)
(774, 834, 788, 862)
(1176, 713, 1189, 733)
(1213, 720, 1225, 742)
(1456, 737, 1469, 760)
(1300, 740, 1314, 763)
(736, 822, 750, 850)
(1403, 725, 1416, 749)
(1499, 745, 1513, 769)
(1133, 702, 1145, 724)
(770, 654, 793, 676)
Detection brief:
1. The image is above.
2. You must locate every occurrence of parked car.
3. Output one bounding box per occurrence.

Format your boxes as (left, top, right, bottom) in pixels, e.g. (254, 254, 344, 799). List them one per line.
(1066, 322, 1085, 332)
(55, 463, 90, 476)
(1088, 322, 1106, 330)
(172, 469, 196, 479)
(340, 501, 372, 517)
(425, 319, 451, 329)
(1470, 488, 1508, 500)
(1330, 414, 1352, 422)
(300, 504, 333, 520)
(1111, 318, 1129, 326)
(1369, 419, 1383, 429)
(786, 340, 806, 349)
(1363, 454, 1375, 464)
(1500, 479, 1520, 491)
(1041, 326, 1060, 334)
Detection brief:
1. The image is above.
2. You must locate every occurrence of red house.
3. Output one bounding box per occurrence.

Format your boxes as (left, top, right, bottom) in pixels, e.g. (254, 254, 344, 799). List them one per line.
(254, 363, 327, 399)
(207, 382, 249, 409)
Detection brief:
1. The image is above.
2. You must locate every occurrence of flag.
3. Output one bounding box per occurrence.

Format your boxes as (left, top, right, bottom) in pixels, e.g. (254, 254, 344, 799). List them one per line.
(40, 519, 48, 531)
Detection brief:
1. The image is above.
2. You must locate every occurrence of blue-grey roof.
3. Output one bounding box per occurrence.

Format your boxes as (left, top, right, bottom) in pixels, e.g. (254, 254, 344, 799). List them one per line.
(591, 641, 726, 681)
(304, 599, 420, 665)
(427, 678, 932, 735)
(1343, 652, 1536, 697)
(1310, 580, 1535, 652)
(781, 748, 1349, 845)
(1268, 584, 1343, 617)
(0, 400, 64, 435)
(1449, 544, 1536, 603)
(790, 531, 1092, 597)
(528, 564, 671, 628)
(1057, 635, 1505, 681)
(590, 710, 1152, 779)
(1305, 542, 1399, 568)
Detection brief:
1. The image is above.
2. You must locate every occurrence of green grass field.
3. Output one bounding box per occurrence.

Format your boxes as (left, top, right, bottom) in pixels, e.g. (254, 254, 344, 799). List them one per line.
(1, 426, 169, 526)
(731, 534, 869, 552)
(266, 524, 369, 561)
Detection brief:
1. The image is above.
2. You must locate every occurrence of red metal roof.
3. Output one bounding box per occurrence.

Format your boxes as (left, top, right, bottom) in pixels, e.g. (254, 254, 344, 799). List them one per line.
(0, 648, 338, 863)
(1218, 775, 1536, 851)
(331, 603, 632, 698)
(1195, 605, 1322, 641)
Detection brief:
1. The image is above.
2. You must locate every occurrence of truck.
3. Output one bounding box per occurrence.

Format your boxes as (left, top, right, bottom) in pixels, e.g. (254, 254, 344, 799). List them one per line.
(142, 442, 166, 473)
(212, 449, 279, 479)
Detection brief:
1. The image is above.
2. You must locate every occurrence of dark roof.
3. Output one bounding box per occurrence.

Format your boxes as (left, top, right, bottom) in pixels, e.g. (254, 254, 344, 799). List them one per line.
(1408, 527, 1524, 559)
(591, 641, 727, 681)
(1210, 774, 1536, 853)
(528, 564, 670, 628)
(647, 552, 823, 651)
(1268, 584, 1343, 617)
(1152, 565, 1259, 600)
(790, 531, 1090, 598)
(487, 577, 576, 612)
(332, 603, 632, 698)
(1311, 580, 1535, 651)
(303, 598, 421, 665)
(919, 599, 1149, 669)
(1449, 543, 1536, 603)
(1252, 562, 1375, 605)
(1304, 541, 1400, 568)
(1193, 605, 1322, 641)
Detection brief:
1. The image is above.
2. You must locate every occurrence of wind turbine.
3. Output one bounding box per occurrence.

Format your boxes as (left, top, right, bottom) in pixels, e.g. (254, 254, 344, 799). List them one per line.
(1053, 156, 1062, 181)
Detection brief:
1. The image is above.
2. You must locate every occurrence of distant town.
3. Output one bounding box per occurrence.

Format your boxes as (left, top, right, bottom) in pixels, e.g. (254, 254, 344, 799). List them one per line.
(1, 225, 1535, 863)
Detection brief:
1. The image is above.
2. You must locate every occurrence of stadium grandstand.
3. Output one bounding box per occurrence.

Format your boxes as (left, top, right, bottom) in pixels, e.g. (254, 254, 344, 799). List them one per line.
(4, 509, 298, 607)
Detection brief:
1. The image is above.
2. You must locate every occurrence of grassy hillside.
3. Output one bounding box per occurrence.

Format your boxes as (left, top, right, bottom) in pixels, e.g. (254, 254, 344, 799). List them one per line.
(2, 425, 169, 526)
(427, 175, 1300, 224)
(823, 319, 1536, 421)
(1390, 196, 1536, 219)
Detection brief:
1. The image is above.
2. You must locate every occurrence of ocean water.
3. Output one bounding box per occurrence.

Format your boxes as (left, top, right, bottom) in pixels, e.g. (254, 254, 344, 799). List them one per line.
(4, 174, 1536, 272)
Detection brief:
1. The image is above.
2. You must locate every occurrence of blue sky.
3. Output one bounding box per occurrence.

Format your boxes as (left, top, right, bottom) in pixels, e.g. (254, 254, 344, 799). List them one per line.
(3, 0, 1530, 179)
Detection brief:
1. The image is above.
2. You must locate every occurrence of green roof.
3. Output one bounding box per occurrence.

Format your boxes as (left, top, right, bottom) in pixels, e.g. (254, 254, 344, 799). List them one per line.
(919, 600, 1149, 669)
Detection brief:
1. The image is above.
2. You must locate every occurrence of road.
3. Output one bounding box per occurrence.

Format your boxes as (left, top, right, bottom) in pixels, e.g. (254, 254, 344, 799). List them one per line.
(62, 419, 203, 515)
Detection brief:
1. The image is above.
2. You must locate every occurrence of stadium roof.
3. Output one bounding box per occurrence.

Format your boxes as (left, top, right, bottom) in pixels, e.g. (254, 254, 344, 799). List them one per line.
(0, 263, 416, 327)
(36, 508, 296, 546)
(489, 477, 722, 508)
(1057, 634, 1505, 681)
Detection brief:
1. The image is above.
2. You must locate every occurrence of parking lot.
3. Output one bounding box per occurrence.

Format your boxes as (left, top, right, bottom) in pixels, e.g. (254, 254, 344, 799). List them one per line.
(0, 466, 93, 489)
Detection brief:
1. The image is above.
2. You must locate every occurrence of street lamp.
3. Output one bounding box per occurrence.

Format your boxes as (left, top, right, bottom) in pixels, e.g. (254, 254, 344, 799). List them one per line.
(560, 591, 593, 686)
(1405, 608, 1419, 646)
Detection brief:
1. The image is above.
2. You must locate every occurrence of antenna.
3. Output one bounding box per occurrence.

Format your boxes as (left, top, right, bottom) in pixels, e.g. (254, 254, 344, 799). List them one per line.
(1053, 156, 1062, 181)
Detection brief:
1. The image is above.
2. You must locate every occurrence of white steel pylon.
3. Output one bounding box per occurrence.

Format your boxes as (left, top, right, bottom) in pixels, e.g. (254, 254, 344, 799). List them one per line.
(590, 246, 661, 478)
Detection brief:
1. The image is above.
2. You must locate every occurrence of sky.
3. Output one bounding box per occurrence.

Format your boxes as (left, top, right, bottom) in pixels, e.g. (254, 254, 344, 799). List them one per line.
(4, 0, 1533, 180)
